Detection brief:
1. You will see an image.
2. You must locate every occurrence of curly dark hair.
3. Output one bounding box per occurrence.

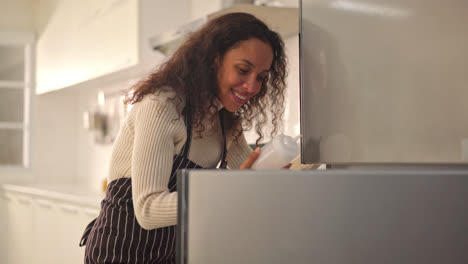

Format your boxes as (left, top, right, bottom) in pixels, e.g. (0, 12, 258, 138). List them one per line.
(125, 12, 287, 145)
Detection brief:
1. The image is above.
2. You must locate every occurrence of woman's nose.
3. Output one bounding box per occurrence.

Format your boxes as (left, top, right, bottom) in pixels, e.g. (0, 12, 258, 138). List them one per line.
(242, 76, 260, 93)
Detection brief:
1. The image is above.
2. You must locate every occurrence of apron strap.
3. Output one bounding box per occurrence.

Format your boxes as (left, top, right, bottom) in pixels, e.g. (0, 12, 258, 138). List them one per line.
(218, 109, 228, 169)
(79, 218, 97, 247)
(181, 106, 193, 158)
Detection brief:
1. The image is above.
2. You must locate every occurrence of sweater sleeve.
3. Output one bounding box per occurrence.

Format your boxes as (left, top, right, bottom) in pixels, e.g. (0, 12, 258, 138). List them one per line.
(131, 97, 186, 230)
(226, 132, 253, 169)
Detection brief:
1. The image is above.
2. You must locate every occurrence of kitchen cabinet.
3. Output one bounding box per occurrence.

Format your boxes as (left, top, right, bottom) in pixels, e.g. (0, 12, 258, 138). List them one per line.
(0, 185, 101, 264)
(36, 0, 138, 94)
(36, 0, 192, 94)
(33, 198, 100, 264)
(0, 31, 33, 167)
(55, 202, 99, 263)
(0, 193, 10, 264)
(34, 198, 62, 263)
(4, 192, 34, 264)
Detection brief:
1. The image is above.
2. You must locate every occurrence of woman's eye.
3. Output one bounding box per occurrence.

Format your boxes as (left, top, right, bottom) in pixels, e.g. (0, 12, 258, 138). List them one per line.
(237, 67, 249, 74)
(257, 75, 268, 82)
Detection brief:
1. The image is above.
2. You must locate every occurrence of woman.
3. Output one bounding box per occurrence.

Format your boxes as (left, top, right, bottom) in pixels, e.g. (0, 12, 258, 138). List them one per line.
(80, 12, 287, 264)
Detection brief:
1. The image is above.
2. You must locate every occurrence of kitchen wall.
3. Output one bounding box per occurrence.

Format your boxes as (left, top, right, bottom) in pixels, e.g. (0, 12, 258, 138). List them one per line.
(75, 79, 135, 192)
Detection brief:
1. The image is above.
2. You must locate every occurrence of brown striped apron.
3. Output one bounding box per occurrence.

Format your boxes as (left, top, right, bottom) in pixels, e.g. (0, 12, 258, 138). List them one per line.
(79, 109, 227, 264)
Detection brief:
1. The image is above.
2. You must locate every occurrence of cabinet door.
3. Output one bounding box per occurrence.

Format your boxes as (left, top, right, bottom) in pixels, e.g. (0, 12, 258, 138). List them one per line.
(55, 202, 82, 263)
(36, 0, 139, 94)
(2, 191, 101, 264)
(0, 32, 33, 168)
(33, 198, 61, 264)
(5, 192, 34, 264)
(55, 202, 100, 264)
(0, 192, 9, 264)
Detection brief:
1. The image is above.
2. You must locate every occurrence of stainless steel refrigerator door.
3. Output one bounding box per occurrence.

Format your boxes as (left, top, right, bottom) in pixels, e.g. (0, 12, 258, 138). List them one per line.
(179, 169, 468, 264)
(300, 0, 468, 164)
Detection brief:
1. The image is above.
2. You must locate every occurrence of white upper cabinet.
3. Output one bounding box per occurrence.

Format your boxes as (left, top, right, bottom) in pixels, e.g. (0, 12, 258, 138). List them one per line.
(36, 0, 192, 94)
(36, 0, 138, 94)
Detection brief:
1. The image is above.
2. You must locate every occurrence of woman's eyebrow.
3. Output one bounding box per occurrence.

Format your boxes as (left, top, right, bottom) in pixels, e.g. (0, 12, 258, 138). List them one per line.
(237, 59, 256, 68)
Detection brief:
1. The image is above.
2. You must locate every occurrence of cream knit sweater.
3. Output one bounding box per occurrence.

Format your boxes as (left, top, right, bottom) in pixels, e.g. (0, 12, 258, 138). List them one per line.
(107, 88, 252, 230)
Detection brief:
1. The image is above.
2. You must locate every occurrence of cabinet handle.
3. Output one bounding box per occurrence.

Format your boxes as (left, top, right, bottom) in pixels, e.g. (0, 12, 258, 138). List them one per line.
(37, 199, 52, 209)
(60, 205, 78, 214)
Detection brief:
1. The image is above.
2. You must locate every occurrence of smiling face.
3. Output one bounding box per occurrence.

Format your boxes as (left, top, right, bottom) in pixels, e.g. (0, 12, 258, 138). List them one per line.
(216, 38, 274, 112)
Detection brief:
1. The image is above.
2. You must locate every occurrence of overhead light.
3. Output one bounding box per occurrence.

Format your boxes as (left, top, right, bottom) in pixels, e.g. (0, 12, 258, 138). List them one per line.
(329, 0, 411, 19)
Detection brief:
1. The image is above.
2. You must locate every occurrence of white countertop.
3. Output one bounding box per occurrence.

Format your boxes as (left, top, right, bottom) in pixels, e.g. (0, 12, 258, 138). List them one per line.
(0, 183, 104, 208)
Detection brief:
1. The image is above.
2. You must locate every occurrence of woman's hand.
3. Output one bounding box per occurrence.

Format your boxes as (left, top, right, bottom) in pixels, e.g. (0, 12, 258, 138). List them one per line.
(240, 147, 261, 169)
(240, 147, 293, 169)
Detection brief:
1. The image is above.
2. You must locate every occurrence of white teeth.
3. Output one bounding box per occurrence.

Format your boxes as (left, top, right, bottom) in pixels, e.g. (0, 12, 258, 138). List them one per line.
(233, 90, 246, 101)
